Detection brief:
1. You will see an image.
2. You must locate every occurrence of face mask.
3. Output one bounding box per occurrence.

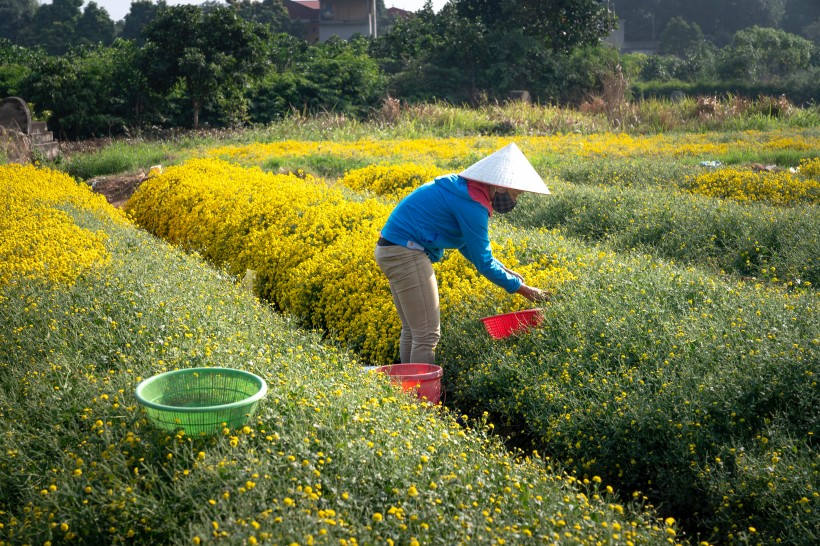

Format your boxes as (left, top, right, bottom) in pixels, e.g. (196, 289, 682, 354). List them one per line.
(492, 191, 517, 214)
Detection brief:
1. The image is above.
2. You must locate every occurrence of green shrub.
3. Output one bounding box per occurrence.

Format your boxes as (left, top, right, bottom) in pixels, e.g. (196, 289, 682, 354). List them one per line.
(512, 177, 820, 287)
(439, 237, 819, 544)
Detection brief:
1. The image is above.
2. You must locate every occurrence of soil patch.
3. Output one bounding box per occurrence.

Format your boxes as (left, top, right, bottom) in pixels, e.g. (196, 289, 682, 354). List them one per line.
(90, 173, 146, 209)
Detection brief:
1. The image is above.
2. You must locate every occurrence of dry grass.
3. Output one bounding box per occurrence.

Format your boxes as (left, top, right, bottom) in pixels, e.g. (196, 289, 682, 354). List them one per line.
(0, 127, 32, 164)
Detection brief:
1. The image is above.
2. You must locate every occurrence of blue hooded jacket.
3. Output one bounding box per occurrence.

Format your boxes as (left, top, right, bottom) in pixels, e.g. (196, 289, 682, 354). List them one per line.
(379, 174, 522, 293)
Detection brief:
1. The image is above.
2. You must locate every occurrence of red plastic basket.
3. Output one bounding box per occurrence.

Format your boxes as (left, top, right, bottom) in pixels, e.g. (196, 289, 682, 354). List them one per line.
(373, 363, 443, 404)
(480, 308, 543, 339)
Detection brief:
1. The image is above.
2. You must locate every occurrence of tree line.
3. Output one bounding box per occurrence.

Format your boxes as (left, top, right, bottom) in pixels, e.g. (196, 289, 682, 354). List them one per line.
(0, 0, 301, 54)
(613, 0, 819, 45)
(0, 0, 817, 139)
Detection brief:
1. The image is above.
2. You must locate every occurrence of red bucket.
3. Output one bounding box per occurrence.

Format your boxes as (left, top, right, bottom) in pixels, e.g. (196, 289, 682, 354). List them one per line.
(374, 363, 443, 404)
(480, 308, 543, 339)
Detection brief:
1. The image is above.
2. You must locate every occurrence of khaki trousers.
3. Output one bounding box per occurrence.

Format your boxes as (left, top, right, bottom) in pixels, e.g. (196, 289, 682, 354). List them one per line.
(374, 244, 440, 364)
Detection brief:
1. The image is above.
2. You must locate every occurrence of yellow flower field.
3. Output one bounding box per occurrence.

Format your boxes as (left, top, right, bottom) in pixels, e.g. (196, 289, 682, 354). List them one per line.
(206, 129, 820, 165)
(684, 166, 820, 205)
(0, 163, 124, 291)
(3, 125, 817, 544)
(0, 159, 678, 546)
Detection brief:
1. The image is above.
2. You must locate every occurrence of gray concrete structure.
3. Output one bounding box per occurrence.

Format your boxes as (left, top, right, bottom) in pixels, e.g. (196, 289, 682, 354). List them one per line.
(0, 96, 31, 134)
(0, 97, 58, 162)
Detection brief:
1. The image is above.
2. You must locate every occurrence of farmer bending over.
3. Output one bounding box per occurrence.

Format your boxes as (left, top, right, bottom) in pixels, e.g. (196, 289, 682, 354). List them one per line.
(375, 143, 551, 365)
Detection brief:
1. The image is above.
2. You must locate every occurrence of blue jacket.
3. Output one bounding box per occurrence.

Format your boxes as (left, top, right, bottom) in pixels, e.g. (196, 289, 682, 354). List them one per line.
(380, 174, 522, 293)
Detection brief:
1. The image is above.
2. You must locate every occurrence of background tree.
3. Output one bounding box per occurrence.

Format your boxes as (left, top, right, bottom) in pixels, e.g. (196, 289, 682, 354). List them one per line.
(248, 33, 310, 121)
(141, 5, 271, 129)
(372, 0, 618, 104)
(375, 0, 396, 36)
(121, 0, 167, 44)
(0, 38, 44, 97)
(0, 0, 38, 42)
(298, 36, 384, 115)
(717, 25, 814, 83)
(453, 0, 616, 52)
(655, 16, 718, 81)
(20, 42, 140, 137)
(226, 0, 295, 34)
(370, 1, 442, 73)
(782, 0, 820, 41)
(703, 0, 786, 44)
(17, 0, 83, 55)
(249, 34, 384, 122)
(106, 38, 160, 130)
(613, 0, 787, 45)
(75, 2, 116, 47)
(803, 19, 820, 47)
(370, 2, 481, 103)
(636, 52, 685, 82)
(418, 4, 499, 102)
(658, 16, 704, 57)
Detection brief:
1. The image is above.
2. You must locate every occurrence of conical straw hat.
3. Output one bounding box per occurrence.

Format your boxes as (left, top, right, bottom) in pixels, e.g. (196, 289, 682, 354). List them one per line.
(459, 143, 550, 194)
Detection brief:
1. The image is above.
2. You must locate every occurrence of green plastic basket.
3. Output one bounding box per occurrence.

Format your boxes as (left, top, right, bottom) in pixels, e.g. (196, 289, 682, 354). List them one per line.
(135, 367, 267, 435)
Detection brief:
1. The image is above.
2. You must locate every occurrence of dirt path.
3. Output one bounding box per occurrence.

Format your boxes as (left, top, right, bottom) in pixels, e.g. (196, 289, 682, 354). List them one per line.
(90, 173, 147, 209)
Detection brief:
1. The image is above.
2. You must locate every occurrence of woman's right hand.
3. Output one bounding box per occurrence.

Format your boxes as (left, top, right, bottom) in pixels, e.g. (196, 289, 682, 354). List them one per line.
(516, 284, 551, 302)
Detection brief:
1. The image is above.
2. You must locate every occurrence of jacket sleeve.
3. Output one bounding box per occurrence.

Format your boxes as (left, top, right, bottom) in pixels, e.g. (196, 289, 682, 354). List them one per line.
(454, 205, 522, 293)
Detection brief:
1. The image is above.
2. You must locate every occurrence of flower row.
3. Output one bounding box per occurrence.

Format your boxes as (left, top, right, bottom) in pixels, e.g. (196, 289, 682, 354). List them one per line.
(126, 159, 573, 363)
(207, 130, 820, 165)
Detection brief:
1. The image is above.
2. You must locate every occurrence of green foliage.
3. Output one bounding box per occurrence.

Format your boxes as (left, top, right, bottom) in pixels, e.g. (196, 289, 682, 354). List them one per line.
(615, 0, 790, 45)
(638, 54, 686, 82)
(371, 4, 482, 103)
(782, 0, 820, 36)
(20, 40, 151, 138)
(14, 0, 117, 55)
(453, 0, 616, 52)
(20, 45, 119, 137)
(512, 169, 820, 286)
(119, 0, 167, 44)
(299, 37, 385, 117)
(781, 66, 820, 106)
(659, 16, 705, 57)
(249, 34, 385, 122)
(371, 2, 618, 105)
(439, 232, 818, 544)
(226, 0, 295, 35)
(141, 4, 271, 128)
(74, 0, 116, 47)
(624, 10, 818, 101)
(556, 45, 624, 105)
(717, 146, 813, 167)
(16, 0, 83, 54)
(302, 153, 371, 179)
(0, 0, 37, 42)
(718, 26, 815, 83)
(631, 80, 820, 112)
(0, 38, 44, 97)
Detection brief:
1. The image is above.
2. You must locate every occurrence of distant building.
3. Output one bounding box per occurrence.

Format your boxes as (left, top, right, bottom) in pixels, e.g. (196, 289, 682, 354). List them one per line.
(285, 0, 381, 42)
(385, 6, 413, 20)
(604, 21, 659, 55)
(285, 0, 320, 42)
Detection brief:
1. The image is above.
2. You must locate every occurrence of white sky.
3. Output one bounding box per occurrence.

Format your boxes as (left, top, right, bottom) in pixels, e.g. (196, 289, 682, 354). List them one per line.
(40, 1, 449, 23)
